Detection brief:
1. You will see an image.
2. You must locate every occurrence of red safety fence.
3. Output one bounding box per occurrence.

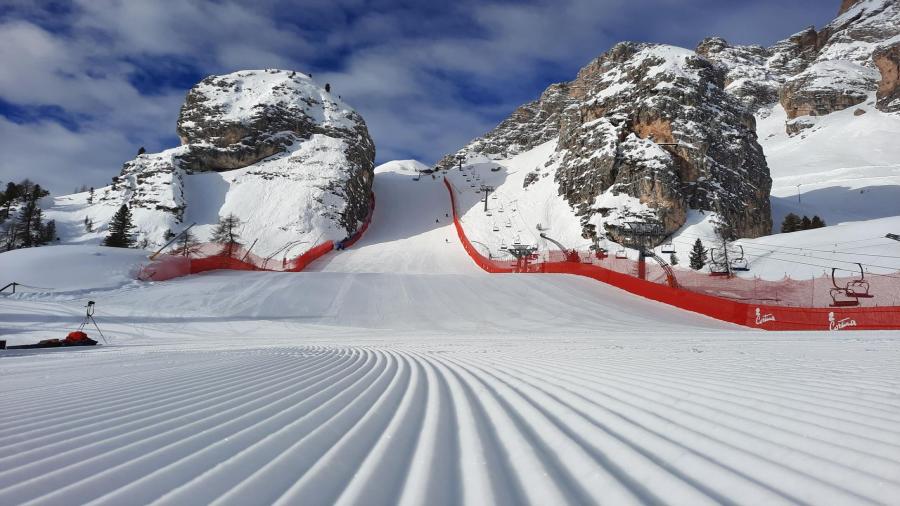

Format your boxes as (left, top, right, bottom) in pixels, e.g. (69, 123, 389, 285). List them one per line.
(444, 178, 900, 331)
(137, 240, 335, 281)
(138, 193, 376, 281)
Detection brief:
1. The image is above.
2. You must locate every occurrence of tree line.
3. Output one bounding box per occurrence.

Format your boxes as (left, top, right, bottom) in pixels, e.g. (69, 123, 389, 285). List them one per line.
(0, 180, 56, 252)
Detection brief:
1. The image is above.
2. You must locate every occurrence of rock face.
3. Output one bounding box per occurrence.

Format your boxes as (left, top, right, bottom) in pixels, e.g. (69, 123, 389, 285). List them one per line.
(696, 0, 899, 132)
(440, 43, 773, 243)
(874, 40, 900, 112)
(435, 83, 572, 170)
(777, 0, 900, 124)
(97, 70, 375, 251)
(436, 1, 900, 244)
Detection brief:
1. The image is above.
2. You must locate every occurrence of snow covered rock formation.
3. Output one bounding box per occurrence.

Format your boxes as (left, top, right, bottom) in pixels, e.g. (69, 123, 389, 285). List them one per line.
(438, 44, 772, 243)
(437, 0, 900, 246)
(94, 70, 375, 253)
(703, 0, 900, 125)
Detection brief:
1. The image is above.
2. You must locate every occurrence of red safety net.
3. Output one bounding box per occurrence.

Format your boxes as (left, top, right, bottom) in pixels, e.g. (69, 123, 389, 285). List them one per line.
(138, 193, 376, 281)
(137, 240, 336, 281)
(444, 178, 900, 331)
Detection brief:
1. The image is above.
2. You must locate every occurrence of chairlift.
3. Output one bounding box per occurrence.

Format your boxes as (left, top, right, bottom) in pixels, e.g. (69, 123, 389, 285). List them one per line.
(729, 246, 750, 272)
(829, 263, 873, 307)
(492, 223, 500, 232)
(615, 248, 627, 259)
(707, 248, 731, 276)
(660, 241, 675, 254)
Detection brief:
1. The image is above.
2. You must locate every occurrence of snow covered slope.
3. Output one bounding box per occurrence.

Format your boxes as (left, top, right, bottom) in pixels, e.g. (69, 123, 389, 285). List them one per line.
(307, 160, 478, 274)
(2, 275, 899, 505)
(2, 153, 899, 504)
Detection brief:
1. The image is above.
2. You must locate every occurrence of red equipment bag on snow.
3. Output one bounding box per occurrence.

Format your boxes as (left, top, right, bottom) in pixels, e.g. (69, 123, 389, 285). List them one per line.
(64, 331, 97, 346)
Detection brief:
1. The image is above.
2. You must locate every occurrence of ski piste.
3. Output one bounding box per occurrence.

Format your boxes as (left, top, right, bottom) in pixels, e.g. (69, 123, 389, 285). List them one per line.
(2, 162, 899, 504)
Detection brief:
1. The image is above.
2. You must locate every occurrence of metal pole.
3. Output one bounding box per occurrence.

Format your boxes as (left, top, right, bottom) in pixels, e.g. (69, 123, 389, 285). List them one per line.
(149, 223, 197, 260)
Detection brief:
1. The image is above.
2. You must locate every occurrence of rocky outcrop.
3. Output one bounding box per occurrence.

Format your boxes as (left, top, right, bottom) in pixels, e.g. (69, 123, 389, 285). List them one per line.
(439, 43, 773, 243)
(874, 40, 900, 112)
(839, 0, 864, 15)
(98, 70, 375, 250)
(780, 61, 878, 120)
(434, 83, 572, 171)
(554, 43, 771, 241)
(771, 0, 900, 131)
(696, 37, 781, 112)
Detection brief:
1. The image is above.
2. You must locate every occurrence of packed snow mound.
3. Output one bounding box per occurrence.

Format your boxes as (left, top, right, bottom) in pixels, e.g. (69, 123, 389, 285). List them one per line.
(0, 245, 148, 293)
(46, 69, 375, 257)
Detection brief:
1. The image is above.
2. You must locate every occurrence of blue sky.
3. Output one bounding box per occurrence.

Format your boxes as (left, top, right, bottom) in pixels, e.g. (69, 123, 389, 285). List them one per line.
(1, 0, 838, 194)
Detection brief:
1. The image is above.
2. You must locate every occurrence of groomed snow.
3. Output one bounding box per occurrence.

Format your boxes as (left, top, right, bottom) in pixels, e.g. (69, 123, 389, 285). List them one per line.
(2, 161, 899, 505)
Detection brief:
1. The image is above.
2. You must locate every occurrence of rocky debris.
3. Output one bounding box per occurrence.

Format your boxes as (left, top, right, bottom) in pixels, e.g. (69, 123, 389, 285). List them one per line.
(104, 70, 375, 248)
(435, 83, 573, 170)
(874, 39, 900, 111)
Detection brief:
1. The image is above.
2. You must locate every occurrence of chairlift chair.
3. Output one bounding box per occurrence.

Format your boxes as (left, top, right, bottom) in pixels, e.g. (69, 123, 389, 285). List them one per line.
(615, 248, 628, 259)
(492, 223, 500, 232)
(845, 263, 873, 298)
(660, 241, 675, 254)
(728, 245, 750, 272)
(829, 263, 873, 307)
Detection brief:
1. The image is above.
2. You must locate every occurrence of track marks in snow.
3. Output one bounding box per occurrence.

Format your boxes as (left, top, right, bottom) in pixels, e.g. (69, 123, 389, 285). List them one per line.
(2, 343, 900, 505)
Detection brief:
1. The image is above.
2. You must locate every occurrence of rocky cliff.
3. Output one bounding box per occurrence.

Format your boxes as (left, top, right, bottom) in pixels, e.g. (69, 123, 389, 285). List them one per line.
(438, 44, 772, 244)
(94, 69, 375, 253)
(703, 0, 899, 129)
(437, 0, 900, 245)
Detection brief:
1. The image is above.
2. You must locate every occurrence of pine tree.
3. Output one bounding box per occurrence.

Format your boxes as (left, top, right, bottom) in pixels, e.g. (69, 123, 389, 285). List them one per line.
(800, 215, 812, 230)
(810, 215, 825, 229)
(103, 204, 136, 248)
(84, 216, 93, 232)
(41, 220, 56, 244)
(689, 238, 706, 270)
(669, 251, 679, 266)
(211, 214, 242, 257)
(138, 146, 146, 155)
(87, 187, 95, 204)
(781, 213, 801, 233)
(174, 229, 201, 257)
(325, 83, 331, 93)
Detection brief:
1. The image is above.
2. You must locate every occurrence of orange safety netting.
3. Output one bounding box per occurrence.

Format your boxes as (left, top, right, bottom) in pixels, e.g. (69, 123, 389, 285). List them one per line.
(444, 177, 900, 330)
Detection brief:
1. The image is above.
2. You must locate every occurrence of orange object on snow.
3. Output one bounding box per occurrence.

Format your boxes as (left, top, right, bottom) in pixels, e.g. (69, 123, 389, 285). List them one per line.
(64, 331, 93, 345)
